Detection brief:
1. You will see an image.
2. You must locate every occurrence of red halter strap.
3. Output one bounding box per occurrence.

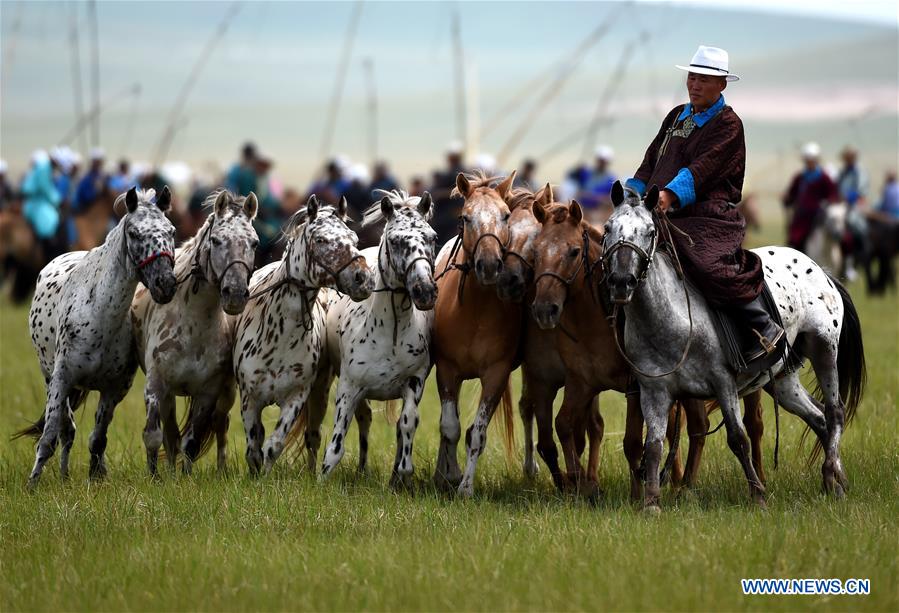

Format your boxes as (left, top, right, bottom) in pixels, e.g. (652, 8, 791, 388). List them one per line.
(137, 250, 175, 269)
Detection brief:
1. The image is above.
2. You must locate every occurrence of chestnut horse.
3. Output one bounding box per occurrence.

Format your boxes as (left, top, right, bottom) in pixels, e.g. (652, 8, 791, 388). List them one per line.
(432, 171, 519, 496)
(529, 199, 713, 498)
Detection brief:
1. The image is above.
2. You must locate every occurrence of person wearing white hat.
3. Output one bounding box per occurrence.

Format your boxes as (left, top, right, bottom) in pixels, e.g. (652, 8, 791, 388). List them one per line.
(623, 45, 784, 368)
(783, 142, 839, 253)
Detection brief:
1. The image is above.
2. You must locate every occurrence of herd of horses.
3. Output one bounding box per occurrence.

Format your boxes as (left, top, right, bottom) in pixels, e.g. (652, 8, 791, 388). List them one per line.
(15, 172, 866, 513)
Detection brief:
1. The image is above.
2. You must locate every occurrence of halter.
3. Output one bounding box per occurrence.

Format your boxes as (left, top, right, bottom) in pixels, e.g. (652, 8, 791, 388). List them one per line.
(604, 211, 695, 379)
(533, 229, 599, 305)
(175, 219, 254, 294)
(434, 217, 511, 303)
(122, 219, 174, 273)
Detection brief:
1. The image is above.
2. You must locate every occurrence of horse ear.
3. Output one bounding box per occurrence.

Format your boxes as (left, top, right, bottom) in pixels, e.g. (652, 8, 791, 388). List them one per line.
(644, 185, 660, 211)
(214, 190, 230, 215)
(337, 195, 348, 219)
(157, 185, 172, 212)
(535, 182, 553, 208)
(418, 191, 433, 219)
(533, 200, 547, 224)
(569, 199, 583, 224)
(586, 223, 604, 245)
(243, 191, 259, 219)
(496, 170, 517, 200)
(611, 180, 625, 207)
(455, 172, 472, 198)
(306, 194, 319, 221)
(125, 186, 139, 213)
(380, 195, 395, 220)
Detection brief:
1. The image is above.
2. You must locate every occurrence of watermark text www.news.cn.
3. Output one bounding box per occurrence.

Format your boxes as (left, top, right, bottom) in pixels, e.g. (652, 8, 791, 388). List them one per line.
(741, 578, 870, 596)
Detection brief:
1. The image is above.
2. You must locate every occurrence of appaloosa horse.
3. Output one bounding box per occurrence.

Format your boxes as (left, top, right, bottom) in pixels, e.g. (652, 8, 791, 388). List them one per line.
(318, 190, 438, 487)
(432, 170, 518, 497)
(603, 182, 865, 511)
(233, 195, 373, 475)
(131, 190, 259, 475)
(19, 187, 177, 487)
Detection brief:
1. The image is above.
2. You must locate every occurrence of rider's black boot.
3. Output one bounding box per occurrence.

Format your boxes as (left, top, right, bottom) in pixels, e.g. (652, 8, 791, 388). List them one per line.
(735, 295, 786, 364)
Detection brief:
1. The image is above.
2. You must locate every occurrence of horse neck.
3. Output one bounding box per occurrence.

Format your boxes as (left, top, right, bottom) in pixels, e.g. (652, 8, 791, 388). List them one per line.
(372, 234, 415, 323)
(270, 233, 317, 318)
(626, 249, 684, 333)
(92, 220, 140, 316)
(175, 220, 220, 307)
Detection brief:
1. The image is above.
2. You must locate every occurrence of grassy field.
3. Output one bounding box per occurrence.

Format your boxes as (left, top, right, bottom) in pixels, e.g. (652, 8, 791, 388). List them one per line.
(1, 223, 897, 611)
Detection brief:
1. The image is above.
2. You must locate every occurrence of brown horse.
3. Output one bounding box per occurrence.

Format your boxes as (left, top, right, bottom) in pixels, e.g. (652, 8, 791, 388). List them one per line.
(528, 200, 709, 498)
(0, 205, 44, 302)
(431, 170, 519, 496)
(73, 190, 116, 250)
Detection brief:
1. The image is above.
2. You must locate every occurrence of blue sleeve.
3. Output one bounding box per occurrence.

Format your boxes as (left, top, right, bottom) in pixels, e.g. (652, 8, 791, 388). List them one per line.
(665, 168, 696, 208)
(624, 177, 646, 196)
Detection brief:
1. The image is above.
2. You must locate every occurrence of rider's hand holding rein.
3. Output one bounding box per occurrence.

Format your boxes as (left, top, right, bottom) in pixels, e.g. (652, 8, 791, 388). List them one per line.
(657, 189, 677, 213)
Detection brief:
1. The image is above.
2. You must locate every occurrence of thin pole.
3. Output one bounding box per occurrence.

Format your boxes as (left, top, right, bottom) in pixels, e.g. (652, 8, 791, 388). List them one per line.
(88, 0, 100, 147)
(152, 2, 242, 165)
(319, 1, 363, 159)
(119, 83, 142, 157)
(59, 82, 141, 146)
(362, 57, 378, 165)
(451, 6, 467, 154)
(1, 1, 25, 110)
(580, 38, 638, 160)
(68, 2, 88, 155)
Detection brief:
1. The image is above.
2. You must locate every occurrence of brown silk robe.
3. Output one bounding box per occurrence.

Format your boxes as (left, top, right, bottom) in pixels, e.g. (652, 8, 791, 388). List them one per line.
(633, 104, 764, 307)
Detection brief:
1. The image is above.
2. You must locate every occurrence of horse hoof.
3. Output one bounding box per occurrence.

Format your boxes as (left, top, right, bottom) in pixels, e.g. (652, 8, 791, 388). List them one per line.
(641, 504, 662, 516)
(89, 460, 107, 480)
(457, 483, 474, 499)
(523, 460, 539, 480)
(26, 477, 40, 492)
(389, 471, 414, 492)
(433, 471, 461, 493)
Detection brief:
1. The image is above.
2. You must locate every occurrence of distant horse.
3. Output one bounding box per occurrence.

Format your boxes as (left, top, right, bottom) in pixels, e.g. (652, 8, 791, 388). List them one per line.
(318, 190, 438, 487)
(73, 189, 116, 251)
(432, 170, 518, 496)
(0, 205, 44, 302)
(603, 182, 865, 511)
(863, 212, 899, 294)
(131, 190, 259, 475)
(805, 201, 848, 278)
(16, 187, 177, 488)
(233, 195, 373, 475)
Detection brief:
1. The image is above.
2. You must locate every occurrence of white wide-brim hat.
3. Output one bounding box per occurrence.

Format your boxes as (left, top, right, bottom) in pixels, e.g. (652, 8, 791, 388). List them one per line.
(676, 45, 740, 81)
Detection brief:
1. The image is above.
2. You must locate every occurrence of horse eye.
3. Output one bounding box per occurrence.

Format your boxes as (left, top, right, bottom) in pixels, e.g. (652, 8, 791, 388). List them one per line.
(250, 239, 259, 249)
(211, 237, 222, 246)
(502, 212, 511, 221)
(462, 214, 472, 224)
(569, 247, 580, 258)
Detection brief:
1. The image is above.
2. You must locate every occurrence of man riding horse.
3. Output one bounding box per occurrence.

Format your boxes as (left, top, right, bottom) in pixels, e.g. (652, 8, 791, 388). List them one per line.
(624, 45, 784, 369)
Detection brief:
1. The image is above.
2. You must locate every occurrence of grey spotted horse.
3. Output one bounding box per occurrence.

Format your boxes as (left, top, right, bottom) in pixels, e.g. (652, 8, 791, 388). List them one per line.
(131, 190, 259, 475)
(318, 190, 438, 487)
(603, 182, 866, 512)
(233, 195, 374, 475)
(19, 187, 177, 487)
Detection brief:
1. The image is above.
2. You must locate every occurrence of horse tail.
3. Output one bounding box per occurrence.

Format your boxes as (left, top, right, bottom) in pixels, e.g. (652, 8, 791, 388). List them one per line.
(498, 377, 517, 465)
(178, 395, 218, 461)
(804, 274, 867, 464)
(10, 389, 88, 441)
(284, 406, 309, 459)
(384, 399, 399, 424)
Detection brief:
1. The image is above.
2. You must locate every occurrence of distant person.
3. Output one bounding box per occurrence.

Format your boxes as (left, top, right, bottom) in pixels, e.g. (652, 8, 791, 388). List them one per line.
(50, 147, 78, 249)
(108, 158, 134, 194)
(0, 159, 12, 211)
(408, 175, 426, 198)
(21, 150, 62, 260)
(343, 163, 379, 248)
(73, 148, 107, 216)
(580, 145, 618, 224)
(783, 142, 838, 253)
(876, 171, 899, 219)
(430, 141, 467, 244)
(836, 145, 870, 279)
(514, 158, 539, 190)
(226, 142, 259, 197)
(370, 161, 400, 194)
(307, 158, 349, 205)
(556, 163, 590, 205)
(251, 153, 284, 266)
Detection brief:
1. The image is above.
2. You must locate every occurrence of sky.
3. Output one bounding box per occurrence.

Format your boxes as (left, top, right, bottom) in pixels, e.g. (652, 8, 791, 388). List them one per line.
(1, 0, 896, 192)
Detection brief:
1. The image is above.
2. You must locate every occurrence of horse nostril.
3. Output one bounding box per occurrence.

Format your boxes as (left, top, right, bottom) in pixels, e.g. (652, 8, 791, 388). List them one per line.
(626, 274, 638, 288)
(550, 303, 560, 317)
(355, 270, 367, 285)
(475, 260, 484, 275)
(243, 289, 250, 299)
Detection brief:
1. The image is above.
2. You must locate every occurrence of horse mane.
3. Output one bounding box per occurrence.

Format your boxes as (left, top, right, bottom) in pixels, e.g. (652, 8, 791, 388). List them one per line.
(450, 169, 501, 198)
(362, 189, 432, 227)
(507, 186, 535, 211)
(282, 204, 341, 239)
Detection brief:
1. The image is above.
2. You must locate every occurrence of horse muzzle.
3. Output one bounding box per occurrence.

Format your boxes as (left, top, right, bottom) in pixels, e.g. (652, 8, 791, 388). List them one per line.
(474, 256, 503, 286)
(142, 257, 177, 304)
(607, 271, 637, 305)
(220, 282, 250, 315)
(340, 264, 375, 302)
(496, 269, 527, 303)
(410, 280, 437, 311)
(531, 301, 561, 330)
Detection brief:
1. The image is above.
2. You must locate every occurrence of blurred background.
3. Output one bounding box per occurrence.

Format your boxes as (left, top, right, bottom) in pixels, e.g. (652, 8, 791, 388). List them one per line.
(1, 0, 897, 297)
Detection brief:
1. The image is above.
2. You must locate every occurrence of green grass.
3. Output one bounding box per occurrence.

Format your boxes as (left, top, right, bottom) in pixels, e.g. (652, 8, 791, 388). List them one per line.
(1, 223, 897, 611)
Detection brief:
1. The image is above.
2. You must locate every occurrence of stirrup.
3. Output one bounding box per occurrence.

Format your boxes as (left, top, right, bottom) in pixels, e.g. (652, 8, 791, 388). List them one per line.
(745, 328, 784, 362)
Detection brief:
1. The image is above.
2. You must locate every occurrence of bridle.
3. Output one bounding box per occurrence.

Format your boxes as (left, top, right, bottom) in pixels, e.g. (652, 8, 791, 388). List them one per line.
(123, 219, 174, 274)
(603, 210, 695, 379)
(435, 216, 512, 303)
(175, 219, 254, 294)
(372, 229, 436, 345)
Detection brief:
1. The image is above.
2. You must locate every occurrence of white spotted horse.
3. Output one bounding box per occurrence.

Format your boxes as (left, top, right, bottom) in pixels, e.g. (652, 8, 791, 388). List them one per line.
(318, 190, 438, 487)
(17, 187, 177, 488)
(233, 195, 374, 475)
(131, 190, 259, 476)
(603, 182, 865, 512)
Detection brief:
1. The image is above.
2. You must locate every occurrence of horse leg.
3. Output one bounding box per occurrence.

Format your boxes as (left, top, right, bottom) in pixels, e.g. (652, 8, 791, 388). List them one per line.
(320, 381, 364, 479)
(142, 376, 168, 476)
(159, 393, 179, 472)
(58, 392, 79, 480)
(263, 388, 311, 474)
(303, 369, 333, 475)
(213, 387, 234, 474)
(88, 385, 128, 480)
(681, 398, 710, 488)
(716, 385, 766, 507)
(434, 363, 463, 491)
(390, 374, 426, 490)
(766, 373, 827, 445)
(663, 403, 684, 487)
(584, 395, 604, 498)
(807, 339, 847, 496)
(241, 395, 265, 476)
(458, 366, 511, 498)
(742, 390, 765, 484)
(28, 375, 70, 488)
(355, 400, 373, 474)
(640, 385, 673, 513)
(518, 367, 539, 480)
(623, 393, 645, 502)
(181, 396, 217, 475)
(534, 383, 565, 491)
(555, 376, 592, 490)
